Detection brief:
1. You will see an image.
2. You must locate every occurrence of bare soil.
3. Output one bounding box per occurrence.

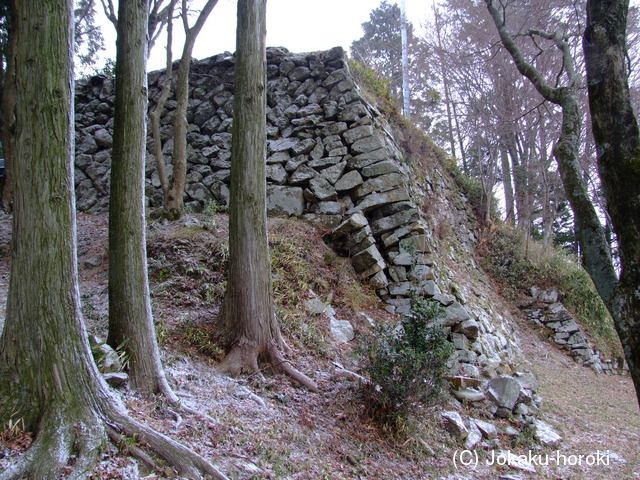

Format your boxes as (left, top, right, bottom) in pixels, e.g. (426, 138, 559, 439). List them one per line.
(0, 212, 638, 480)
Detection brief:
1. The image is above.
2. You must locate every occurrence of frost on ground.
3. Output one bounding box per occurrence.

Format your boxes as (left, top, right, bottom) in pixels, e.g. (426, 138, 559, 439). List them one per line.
(0, 213, 638, 480)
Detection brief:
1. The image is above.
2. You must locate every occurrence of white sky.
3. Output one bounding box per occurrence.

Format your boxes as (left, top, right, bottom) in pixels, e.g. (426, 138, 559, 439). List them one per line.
(97, 0, 432, 72)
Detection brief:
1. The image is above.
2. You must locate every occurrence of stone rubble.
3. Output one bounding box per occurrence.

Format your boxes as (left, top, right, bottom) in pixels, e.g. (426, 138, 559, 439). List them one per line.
(522, 287, 628, 375)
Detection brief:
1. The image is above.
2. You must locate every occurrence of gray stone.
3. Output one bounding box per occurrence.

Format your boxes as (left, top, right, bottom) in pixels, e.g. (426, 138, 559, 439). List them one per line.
(266, 163, 287, 184)
(309, 176, 337, 201)
(420, 280, 440, 297)
(392, 252, 414, 266)
(474, 419, 498, 439)
(267, 151, 291, 164)
(343, 125, 374, 144)
(89, 335, 122, 374)
(487, 376, 522, 411)
(94, 128, 113, 148)
(534, 419, 562, 447)
(349, 188, 410, 213)
(285, 155, 308, 172)
(308, 156, 342, 169)
(334, 170, 363, 191)
(332, 213, 369, 237)
(444, 302, 472, 327)
(352, 245, 385, 272)
(556, 320, 580, 334)
(185, 183, 213, 203)
(452, 388, 485, 403)
(370, 208, 420, 236)
(408, 265, 435, 281)
(514, 372, 538, 393)
(289, 165, 317, 184)
(388, 282, 413, 296)
(464, 421, 483, 450)
(330, 317, 355, 342)
(539, 289, 559, 303)
(388, 266, 407, 282)
(347, 148, 389, 169)
(351, 135, 385, 154)
(369, 270, 389, 289)
(353, 173, 404, 198)
(338, 103, 368, 122)
(292, 138, 316, 155)
(103, 372, 128, 388)
(400, 234, 431, 254)
(361, 159, 402, 177)
(268, 137, 298, 153)
(311, 201, 341, 215)
(320, 160, 347, 185)
(441, 411, 468, 439)
(454, 319, 480, 340)
(459, 363, 480, 378)
(266, 185, 304, 216)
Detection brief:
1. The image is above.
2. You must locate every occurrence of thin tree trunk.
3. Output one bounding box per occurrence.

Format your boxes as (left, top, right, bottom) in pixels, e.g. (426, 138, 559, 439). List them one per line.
(0, 3, 227, 477)
(0, 10, 15, 213)
(433, 3, 456, 158)
(219, 0, 317, 392)
(149, 0, 177, 207)
(165, 0, 219, 219)
(584, 0, 640, 406)
(108, 0, 174, 397)
(500, 145, 515, 224)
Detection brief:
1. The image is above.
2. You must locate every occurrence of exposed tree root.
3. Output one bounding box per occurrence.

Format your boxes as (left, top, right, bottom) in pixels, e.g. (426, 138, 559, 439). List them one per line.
(0, 395, 229, 480)
(218, 341, 319, 392)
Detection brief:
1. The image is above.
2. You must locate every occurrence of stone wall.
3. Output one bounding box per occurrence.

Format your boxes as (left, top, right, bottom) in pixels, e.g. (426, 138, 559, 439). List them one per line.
(522, 288, 627, 375)
(74, 47, 534, 417)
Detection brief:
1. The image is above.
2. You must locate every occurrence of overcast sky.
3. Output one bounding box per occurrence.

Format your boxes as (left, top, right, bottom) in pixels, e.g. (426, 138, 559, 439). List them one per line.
(97, 0, 431, 72)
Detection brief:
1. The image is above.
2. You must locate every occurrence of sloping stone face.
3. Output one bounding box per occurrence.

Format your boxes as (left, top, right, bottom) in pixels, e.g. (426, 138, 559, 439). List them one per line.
(74, 46, 525, 387)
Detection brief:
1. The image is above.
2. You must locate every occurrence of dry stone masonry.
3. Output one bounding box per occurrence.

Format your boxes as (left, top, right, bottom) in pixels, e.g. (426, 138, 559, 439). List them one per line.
(522, 287, 627, 375)
(74, 46, 554, 430)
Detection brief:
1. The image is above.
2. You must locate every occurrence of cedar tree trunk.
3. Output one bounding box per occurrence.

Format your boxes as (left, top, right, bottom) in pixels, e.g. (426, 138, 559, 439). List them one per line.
(0, 2, 227, 478)
(219, 0, 317, 391)
(107, 0, 175, 397)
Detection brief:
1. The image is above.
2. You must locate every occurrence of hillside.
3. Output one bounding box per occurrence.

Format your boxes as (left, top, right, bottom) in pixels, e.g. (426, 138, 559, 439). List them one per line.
(1, 46, 639, 478)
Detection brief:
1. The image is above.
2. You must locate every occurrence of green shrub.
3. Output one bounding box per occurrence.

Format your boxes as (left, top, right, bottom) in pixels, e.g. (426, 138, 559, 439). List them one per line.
(360, 296, 454, 427)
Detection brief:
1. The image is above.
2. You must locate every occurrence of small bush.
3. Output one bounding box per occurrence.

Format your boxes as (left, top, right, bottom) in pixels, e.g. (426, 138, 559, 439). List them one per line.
(360, 296, 454, 427)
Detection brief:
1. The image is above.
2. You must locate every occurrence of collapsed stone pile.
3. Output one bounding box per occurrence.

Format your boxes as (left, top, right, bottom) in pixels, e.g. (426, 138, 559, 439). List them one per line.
(522, 288, 627, 375)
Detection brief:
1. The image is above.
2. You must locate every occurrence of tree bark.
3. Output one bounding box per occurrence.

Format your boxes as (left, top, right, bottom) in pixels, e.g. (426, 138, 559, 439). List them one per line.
(0, 7, 15, 212)
(486, 0, 619, 307)
(584, 0, 640, 406)
(165, 0, 219, 219)
(219, 0, 317, 391)
(499, 145, 515, 224)
(108, 0, 174, 397)
(0, 2, 227, 477)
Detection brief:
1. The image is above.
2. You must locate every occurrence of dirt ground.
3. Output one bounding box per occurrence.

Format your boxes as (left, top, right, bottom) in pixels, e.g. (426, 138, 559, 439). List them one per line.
(0, 212, 638, 480)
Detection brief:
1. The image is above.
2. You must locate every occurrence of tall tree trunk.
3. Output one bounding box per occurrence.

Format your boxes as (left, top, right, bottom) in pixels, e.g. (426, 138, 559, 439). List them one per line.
(433, 3, 456, 158)
(149, 0, 178, 208)
(0, 3, 227, 477)
(165, 0, 219, 219)
(108, 0, 174, 397)
(0, 8, 15, 213)
(500, 145, 515, 224)
(219, 0, 316, 392)
(486, 0, 618, 307)
(584, 0, 640, 406)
